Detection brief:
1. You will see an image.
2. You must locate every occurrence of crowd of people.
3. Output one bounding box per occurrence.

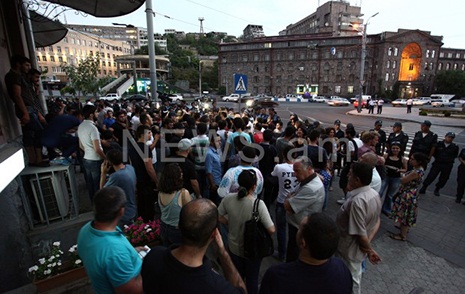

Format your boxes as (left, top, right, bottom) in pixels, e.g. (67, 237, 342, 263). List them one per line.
(6, 54, 465, 293)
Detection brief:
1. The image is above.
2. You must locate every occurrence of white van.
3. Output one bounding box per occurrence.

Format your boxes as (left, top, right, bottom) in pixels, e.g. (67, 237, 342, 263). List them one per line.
(430, 94, 457, 107)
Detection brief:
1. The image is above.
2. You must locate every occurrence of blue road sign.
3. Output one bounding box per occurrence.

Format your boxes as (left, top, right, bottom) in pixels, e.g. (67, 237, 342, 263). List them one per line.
(233, 74, 248, 94)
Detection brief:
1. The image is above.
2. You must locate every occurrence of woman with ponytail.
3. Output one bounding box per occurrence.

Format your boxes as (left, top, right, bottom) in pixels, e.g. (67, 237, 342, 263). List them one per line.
(218, 169, 275, 294)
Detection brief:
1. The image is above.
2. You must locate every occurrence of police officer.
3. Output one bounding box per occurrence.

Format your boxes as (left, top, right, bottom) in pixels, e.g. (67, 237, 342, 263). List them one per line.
(457, 147, 465, 204)
(409, 120, 438, 161)
(386, 122, 409, 154)
(370, 120, 386, 156)
(334, 119, 345, 139)
(419, 132, 459, 196)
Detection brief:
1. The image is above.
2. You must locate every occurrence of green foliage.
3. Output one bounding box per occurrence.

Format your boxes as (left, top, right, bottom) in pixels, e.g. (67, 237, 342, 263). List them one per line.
(61, 55, 101, 96)
(443, 110, 451, 117)
(419, 110, 428, 116)
(434, 70, 465, 96)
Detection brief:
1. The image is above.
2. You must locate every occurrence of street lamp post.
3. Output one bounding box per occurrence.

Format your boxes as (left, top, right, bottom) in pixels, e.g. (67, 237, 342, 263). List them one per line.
(357, 12, 379, 113)
(199, 59, 202, 99)
(145, 0, 158, 103)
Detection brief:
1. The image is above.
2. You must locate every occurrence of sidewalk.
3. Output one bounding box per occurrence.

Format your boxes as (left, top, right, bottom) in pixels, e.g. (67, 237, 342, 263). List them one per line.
(347, 106, 465, 127)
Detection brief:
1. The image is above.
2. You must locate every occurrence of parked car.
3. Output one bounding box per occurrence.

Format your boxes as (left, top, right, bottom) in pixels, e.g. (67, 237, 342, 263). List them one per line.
(99, 93, 120, 101)
(123, 94, 146, 102)
(327, 97, 350, 106)
(313, 96, 328, 103)
(391, 99, 407, 107)
(222, 94, 240, 102)
(412, 99, 430, 106)
(431, 99, 454, 107)
(168, 93, 183, 101)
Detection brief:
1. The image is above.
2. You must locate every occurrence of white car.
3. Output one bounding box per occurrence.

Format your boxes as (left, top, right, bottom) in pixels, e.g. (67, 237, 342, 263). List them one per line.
(99, 93, 120, 101)
(327, 97, 350, 106)
(168, 93, 183, 101)
(313, 96, 328, 103)
(222, 94, 240, 102)
(431, 99, 454, 107)
(391, 99, 407, 107)
(412, 99, 429, 106)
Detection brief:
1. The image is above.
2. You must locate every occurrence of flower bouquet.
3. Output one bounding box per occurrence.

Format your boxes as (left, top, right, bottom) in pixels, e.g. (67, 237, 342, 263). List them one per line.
(124, 217, 161, 247)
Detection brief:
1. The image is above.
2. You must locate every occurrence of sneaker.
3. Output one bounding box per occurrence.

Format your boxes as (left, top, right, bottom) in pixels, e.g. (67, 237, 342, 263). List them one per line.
(337, 198, 346, 205)
(434, 189, 440, 197)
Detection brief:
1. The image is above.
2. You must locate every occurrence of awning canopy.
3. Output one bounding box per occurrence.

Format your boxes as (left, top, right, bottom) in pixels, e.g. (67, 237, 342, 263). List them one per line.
(45, 0, 145, 17)
(30, 10, 68, 47)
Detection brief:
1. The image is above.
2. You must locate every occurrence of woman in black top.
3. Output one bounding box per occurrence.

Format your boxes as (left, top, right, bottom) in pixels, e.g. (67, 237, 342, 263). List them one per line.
(380, 141, 407, 215)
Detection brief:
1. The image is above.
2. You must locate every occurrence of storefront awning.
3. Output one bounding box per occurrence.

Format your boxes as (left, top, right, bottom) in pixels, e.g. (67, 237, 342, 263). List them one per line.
(30, 10, 67, 47)
(45, 0, 145, 17)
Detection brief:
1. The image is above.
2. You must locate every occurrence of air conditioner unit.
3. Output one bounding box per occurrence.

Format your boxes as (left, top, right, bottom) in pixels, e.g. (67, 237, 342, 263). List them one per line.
(30, 172, 70, 223)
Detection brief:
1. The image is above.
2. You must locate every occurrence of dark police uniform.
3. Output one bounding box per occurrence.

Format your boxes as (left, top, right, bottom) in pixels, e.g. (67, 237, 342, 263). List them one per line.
(421, 140, 459, 192)
(409, 131, 438, 157)
(370, 128, 386, 155)
(387, 131, 409, 154)
(456, 148, 465, 202)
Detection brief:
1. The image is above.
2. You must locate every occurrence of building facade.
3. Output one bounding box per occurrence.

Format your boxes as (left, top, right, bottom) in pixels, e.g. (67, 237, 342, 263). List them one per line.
(36, 28, 132, 82)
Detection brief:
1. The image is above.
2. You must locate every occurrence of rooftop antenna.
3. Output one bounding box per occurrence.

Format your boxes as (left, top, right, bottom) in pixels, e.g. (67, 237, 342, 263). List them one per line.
(198, 17, 204, 34)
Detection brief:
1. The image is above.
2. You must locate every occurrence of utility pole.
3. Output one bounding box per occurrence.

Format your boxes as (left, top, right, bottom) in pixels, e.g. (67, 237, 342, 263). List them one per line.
(146, 0, 158, 103)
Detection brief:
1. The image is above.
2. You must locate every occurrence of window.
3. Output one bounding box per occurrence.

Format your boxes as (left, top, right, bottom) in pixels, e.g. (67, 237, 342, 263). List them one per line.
(102, 61, 106, 66)
(430, 63, 434, 70)
(387, 47, 392, 56)
(36, 56, 40, 61)
(50, 56, 56, 62)
(103, 70, 107, 75)
(65, 47, 69, 54)
(88, 41, 92, 46)
(336, 75, 342, 82)
(113, 62, 117, 67)
(394, 47, 398, 56)
(392, 61, 397, 69)
(391, 73, 395, 80)
(438, 63, 443, 70)
(409, 63, 414, 71)
(48, 46, 53, 52)
(71, 38, 75, 44)
(254, 54, 259, 61)
(337, 51, 343, 58)
(42, 56, 47, 61)
(426, 50, 430, 58)
(446, 63, 451, 70)
(335, 86, 341, 93)
(462, 64, 465, 71)
(57, 46, 62, 53)
(276, 53, 281, 61)
(264, 54, 270, 61)
(58, 57, 63, 63)
(386, 60, 390, 68)
(288, 52, 294, 60)
(454, 63, 458, 70)
(63, 37, 68, 43)
(347, 86, 354, 94)
(431, 50, 436, 58)
(439, 52, 444, 58)
(253, 76, 259, 83)
(424, 62, 428, 70)
(107, 53, 110, 58)
(76, 39, 81, 46)
(222, 57, 227, 63)
(457, 53, 461, 58)
(101, 52, 105, 57)
(299, 52, 305, 60)
(447, 53, 453, 58)
(385, 73, 389, 81)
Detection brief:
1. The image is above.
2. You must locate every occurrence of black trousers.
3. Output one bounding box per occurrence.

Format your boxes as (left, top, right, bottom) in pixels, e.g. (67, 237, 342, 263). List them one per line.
(286, 224, 299, 263)
(422, 163, 453, 190)
(136, 182, 157, 222)
(457, 164, 465, 200)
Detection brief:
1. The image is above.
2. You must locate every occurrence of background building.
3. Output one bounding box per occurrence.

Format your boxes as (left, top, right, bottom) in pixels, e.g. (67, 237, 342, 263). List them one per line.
(218, 1, 462, 98)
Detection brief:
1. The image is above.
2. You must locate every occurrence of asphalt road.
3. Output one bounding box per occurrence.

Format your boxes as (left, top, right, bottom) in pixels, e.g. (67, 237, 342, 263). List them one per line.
(218, 101, 465, 199)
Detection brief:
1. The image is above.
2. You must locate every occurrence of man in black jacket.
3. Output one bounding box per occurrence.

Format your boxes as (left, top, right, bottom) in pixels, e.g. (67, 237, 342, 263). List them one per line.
(419, 132, 459, 196)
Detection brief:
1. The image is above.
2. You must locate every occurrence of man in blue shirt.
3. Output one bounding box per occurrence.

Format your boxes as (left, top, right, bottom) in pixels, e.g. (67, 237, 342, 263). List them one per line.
(205, 134, 223, 204)
(78, 187, 147, 293)
(100, 149, 137, 228)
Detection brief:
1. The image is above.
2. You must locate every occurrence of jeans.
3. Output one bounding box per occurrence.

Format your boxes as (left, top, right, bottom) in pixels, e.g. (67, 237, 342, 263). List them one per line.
(275, 203, 287, 259)
(82, 158, 102, 201)
(160, 221, 182, 247)
(230, 251, 262, 294)
(380, 177, 401, 214)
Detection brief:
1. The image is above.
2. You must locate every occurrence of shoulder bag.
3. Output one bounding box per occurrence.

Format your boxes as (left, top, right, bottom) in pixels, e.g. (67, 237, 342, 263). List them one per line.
(243, 198, 274, 259)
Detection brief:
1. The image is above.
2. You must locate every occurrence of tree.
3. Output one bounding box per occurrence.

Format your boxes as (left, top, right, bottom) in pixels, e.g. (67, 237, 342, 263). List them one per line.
(434, 70, 465, 96)
(61, 55, 101, 96)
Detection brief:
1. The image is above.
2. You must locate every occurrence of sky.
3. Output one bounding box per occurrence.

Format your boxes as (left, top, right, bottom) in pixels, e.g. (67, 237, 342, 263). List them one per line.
(61, 0, 465, 49)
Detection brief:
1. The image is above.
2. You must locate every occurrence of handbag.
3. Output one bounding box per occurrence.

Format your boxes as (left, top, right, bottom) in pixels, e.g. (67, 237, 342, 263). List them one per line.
(243, 198, 274, 259)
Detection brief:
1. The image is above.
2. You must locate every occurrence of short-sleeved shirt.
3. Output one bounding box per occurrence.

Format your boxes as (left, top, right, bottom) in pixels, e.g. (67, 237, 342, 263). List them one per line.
(218, 165, 263, 198)
(168, 154, 198, 194)
(259, 258, 352, 294)
(77, 119, 103, 160)
(287, 175, 325, 229)
(205, 147, 223, 185)
(128, 141, 153, 184)
(410, 131, 438, 156)
(271, 163, 297, 203)
(226, 131, 251, 156)
(258, 143, 278, 177)
(105, 165, 137, 222)
(191, 135, 210, 169)
(77, 222, 142, 294)
(142, 245, 244, 294)
(336, 186, 381, 263)
(218, 194, 274, 257)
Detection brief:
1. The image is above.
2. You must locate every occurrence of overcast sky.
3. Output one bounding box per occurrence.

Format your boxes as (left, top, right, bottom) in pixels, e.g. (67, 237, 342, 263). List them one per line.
(62, 0, 465, 49)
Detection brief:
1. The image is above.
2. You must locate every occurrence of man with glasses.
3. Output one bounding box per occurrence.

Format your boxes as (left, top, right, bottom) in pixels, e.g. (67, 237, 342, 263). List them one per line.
(419, 132, 459, 196)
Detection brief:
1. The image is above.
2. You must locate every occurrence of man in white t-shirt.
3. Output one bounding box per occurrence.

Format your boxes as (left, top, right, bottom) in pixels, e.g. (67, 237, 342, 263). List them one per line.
(271, 145, 298, 261)
(78, 105, 106, 201)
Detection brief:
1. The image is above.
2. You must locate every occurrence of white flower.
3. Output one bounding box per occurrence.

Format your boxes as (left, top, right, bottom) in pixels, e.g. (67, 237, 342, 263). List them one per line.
(52, 262, 57, 267)
(75, 259, 82, 265)
(123, 225, 129, 229)
(53, 241, 61, 247)
(57, 261, 62, 266)
(146, 228, 152, 232)
(69, 245, 76, 253)
(44, 269, 51, 275)
(47, 264, 52, 268)
(28, 265, 38, 272)
(59, 250, 63, 254)
(48, 256, 55, 261)
(144, 225, 149, 229)
(55, 254, 60, 258)
(39, 258, 45, 265)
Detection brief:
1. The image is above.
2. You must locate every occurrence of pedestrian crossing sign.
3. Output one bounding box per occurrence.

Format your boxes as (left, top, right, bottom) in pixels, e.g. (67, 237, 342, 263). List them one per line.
(234, 74, 248, 94)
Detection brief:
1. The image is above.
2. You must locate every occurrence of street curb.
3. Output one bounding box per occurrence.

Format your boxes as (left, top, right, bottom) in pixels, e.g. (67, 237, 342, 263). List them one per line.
(345, 110, 465, 128)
